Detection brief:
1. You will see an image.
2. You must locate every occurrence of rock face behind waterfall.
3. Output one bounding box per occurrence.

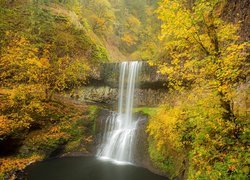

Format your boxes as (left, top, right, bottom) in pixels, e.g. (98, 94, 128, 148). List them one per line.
(75, 87, 168, 106)
(68, 62, 169, 107)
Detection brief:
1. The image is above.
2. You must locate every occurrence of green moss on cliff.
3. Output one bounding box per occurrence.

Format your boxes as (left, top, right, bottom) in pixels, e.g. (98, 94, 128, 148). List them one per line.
(133, 107, 158, 116)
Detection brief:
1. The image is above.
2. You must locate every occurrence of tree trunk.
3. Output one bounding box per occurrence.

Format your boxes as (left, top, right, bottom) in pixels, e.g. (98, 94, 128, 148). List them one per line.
(219, 92, 235, 121)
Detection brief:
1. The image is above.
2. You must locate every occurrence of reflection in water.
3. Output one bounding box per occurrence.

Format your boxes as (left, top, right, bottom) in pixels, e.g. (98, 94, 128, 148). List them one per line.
(25, 156, 167, 180)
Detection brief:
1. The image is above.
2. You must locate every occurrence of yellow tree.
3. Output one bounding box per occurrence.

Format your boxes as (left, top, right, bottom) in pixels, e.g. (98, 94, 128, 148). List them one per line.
(153, 0, 249, 117)
(0, 32, 45, 86)
(0, 32, 47, 136)
(121, 14, 141, 47)
(0, 31, 91, 140)
(0, 32, 90, 101)
(87, 0, 116, 35)
(147, 0, 249, 178)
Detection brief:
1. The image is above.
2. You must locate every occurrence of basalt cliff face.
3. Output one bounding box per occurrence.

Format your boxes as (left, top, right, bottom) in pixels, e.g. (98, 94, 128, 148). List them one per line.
(70, 62, 168, 107)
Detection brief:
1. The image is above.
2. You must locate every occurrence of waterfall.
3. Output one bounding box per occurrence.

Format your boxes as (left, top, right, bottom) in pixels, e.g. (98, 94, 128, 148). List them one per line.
(97, 61, 141, 164)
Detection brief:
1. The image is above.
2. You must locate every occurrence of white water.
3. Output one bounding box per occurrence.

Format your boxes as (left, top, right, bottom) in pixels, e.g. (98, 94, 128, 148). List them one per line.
(97, 61, 141, 164)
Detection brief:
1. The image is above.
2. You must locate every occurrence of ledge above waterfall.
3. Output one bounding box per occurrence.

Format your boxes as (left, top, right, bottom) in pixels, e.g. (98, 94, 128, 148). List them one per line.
(87, 61, 168, 89)
(69, 61, 169, 106)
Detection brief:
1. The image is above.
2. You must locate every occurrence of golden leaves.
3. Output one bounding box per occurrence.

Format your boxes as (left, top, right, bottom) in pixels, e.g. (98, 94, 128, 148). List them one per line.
(154, 0, 249, 106)
(0, 31, 92, 101)
(0, 32, 43, 85)
(121, 33, 137, 46)
(0, 155, 42, 176)
(0, 116, 13, 137)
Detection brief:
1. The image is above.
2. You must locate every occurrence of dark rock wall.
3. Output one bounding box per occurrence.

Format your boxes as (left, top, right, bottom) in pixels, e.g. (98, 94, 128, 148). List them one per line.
(72, 86, 167, 107)
(222, 0, 250, 115)
(74, 62, 168, 107)
(88, 62, 167, 88)
(222, 0, 250, 41)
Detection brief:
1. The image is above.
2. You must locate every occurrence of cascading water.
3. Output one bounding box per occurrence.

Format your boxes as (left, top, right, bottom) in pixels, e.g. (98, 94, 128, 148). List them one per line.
(97, 61, 141, 164)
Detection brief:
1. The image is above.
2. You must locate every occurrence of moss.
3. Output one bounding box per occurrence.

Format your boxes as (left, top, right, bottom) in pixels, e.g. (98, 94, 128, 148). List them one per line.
(148, 140, 182, 179)
(87, 105, 100, 134)
(62, 118, 85, 152)
(64, 139, 87, 153)
(63, 105, 100, 153)
(19, 128, 69, 156)
(133, 107, 158, 116)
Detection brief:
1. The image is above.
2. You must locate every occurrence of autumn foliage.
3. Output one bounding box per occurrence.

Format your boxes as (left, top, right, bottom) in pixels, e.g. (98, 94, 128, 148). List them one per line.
(0, 0, 249, 179)
(147, 0, 249, 179)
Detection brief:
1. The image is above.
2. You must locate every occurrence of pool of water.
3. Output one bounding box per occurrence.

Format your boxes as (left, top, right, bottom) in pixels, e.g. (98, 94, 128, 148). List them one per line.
(25, 156, 167, 180)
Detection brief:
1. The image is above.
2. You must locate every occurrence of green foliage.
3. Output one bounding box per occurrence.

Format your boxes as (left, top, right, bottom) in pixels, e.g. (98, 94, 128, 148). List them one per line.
(148, 140, 182, 178)
(87, 105, 100, 134)
(147, 89, 249, 179)
(133, 107, 158, 116)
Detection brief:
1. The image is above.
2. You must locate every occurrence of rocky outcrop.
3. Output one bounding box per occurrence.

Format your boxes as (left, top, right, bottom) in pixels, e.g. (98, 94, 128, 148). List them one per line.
(70, 86, 167, 107)
(69, 62, 168, 107)
(95, 62, 167, 88)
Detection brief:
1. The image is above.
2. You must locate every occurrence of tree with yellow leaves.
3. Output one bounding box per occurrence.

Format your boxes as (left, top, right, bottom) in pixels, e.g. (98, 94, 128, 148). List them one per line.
(121, 15, 141, 47)
(152, 0, 249, 117)
(87, 0, 116, 35)
(0, 32, 90, 101)
(147, 0, 249, 179)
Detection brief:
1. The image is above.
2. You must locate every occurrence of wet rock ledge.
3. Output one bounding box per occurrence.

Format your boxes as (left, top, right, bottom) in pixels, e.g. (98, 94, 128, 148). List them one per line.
(70, 62, 169, 107)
